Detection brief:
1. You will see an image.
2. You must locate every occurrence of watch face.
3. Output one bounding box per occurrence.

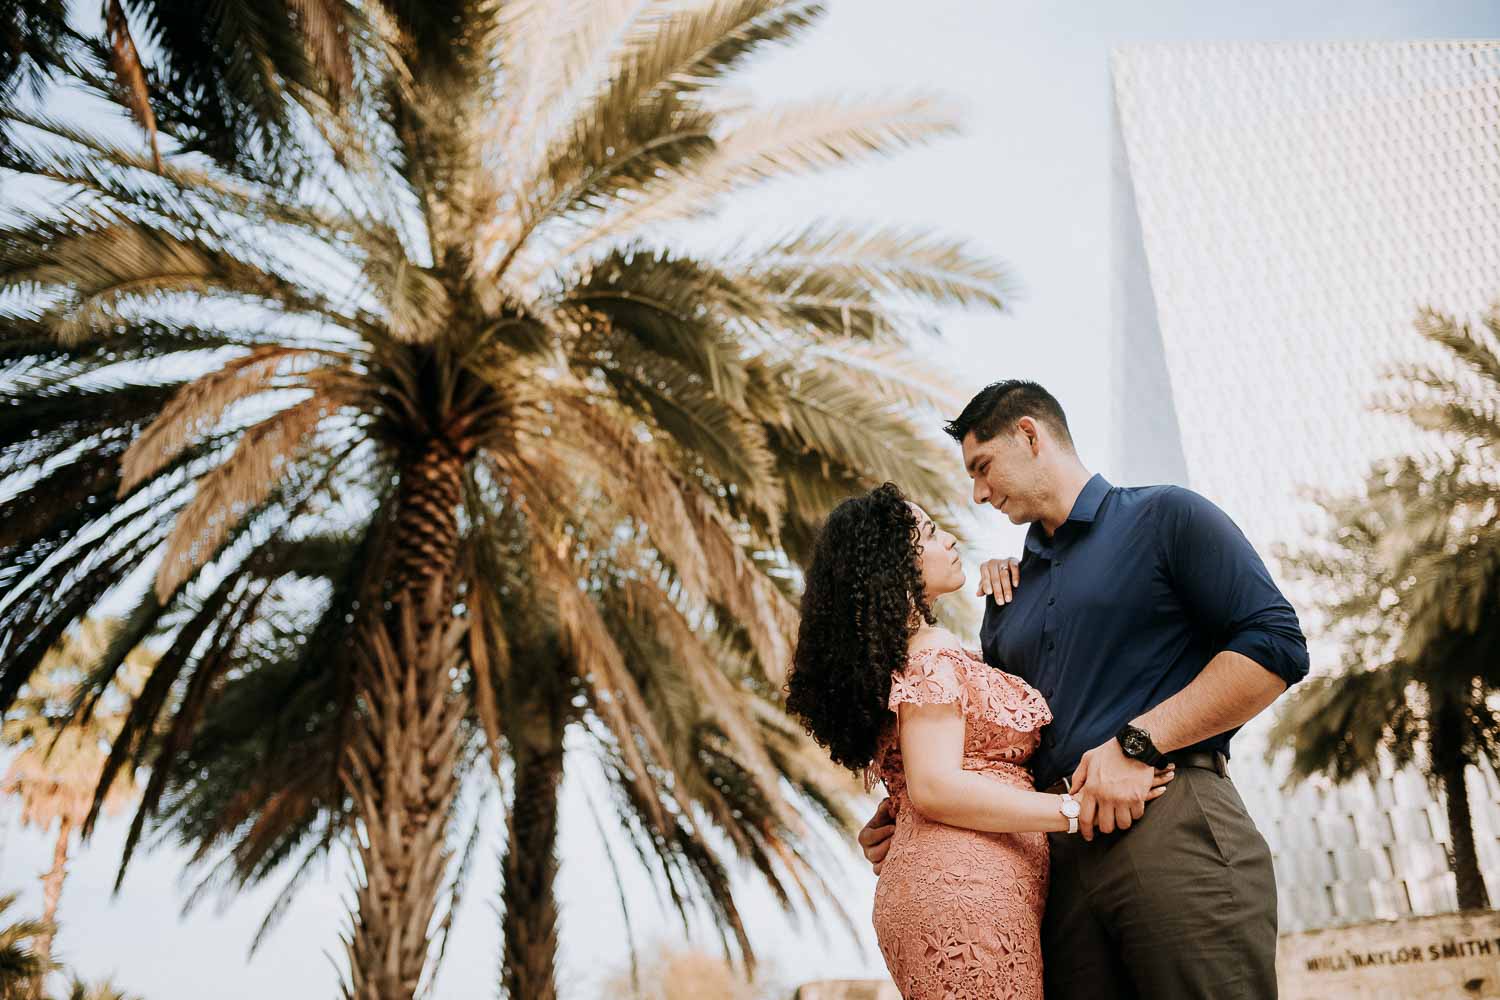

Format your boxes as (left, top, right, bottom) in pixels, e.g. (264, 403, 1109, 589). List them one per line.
(1123, 730, 1148, 757)
(1061, 799, 1081, 818)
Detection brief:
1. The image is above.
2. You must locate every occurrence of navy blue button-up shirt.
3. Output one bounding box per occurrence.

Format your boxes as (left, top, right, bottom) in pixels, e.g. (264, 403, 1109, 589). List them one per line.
(980, 474, 1309, 790)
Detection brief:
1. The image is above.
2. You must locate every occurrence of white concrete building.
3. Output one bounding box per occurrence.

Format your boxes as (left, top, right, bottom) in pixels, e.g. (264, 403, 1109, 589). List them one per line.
(1109, 40, 1500, 931)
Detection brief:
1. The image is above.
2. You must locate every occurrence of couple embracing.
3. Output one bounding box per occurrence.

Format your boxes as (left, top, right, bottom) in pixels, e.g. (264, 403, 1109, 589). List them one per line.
(785, 380, 1309, 999)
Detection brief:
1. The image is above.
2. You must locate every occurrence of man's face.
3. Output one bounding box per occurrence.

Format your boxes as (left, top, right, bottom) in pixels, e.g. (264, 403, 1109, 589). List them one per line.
(961, 425, 1042, 525)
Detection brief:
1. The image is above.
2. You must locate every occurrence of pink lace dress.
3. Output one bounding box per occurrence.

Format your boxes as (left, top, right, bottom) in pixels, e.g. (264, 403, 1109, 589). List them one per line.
(870, 644, 1053, 1000)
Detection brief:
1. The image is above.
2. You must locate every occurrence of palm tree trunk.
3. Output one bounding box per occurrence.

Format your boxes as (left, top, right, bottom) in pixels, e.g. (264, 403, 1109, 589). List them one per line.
(389, 440, 466, 594)
(1436, 753, 1491, 911)
(341, 438, 469, 1000)
(32, 815, 69, 996)
(500, 678, 568, 1000)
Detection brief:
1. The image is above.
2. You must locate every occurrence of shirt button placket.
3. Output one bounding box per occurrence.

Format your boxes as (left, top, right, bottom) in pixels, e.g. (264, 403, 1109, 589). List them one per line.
(1042, 559, 1058, 692)
(1048, 556, 1060, 653)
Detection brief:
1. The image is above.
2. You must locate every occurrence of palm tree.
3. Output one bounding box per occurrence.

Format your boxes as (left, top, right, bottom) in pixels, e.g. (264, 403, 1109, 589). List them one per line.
(1271, 306, 1500, 912)
(0, 893, 54, 1000)
(58, 980, 143, 1000)
(1, 1, 71, 124)
(1, 619, 151, 977)
(1, 2, 1006, 997)
(1, 0, 362, 172)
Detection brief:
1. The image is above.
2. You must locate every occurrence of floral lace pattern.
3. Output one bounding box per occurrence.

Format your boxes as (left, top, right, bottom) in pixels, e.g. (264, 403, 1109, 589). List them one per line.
(870, 645, 1052, 999)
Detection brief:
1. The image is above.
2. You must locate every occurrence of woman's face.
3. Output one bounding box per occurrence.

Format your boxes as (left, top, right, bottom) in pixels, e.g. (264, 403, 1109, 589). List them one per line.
(907, 502, 965, 600)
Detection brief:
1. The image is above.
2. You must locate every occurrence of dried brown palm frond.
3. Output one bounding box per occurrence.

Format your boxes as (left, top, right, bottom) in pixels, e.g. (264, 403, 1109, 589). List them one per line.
(155, 394, 334, 599)
(289, 0, 355, 95)
(102, 0, 160, 172)
(120, 347, 332, 493)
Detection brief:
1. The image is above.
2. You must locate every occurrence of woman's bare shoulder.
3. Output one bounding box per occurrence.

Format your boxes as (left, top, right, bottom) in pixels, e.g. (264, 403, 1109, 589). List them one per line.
(905, 626, 965, 657)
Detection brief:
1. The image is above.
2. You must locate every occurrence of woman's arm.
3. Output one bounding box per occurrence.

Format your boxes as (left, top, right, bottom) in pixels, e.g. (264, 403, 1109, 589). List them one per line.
(899, 700, 1172, 834)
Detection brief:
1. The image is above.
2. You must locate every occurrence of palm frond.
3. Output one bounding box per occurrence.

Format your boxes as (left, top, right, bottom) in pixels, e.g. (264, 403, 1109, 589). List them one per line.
(491, 0, 826, 277)
(155, 395, 331, 600)
(1271, 301, 1500, 797)
(0, 209, 346, 345)
(103, 0, 162, 171)
(531, 94, 960, 273)
(288, 0, 355, 94)
(736, 222, 1011, 314)
(1267, 663, 1421, 783)
(121, 347, 331, 493)
(1415, 305, 1500, 389)
(804, 339, 966, 413)
(1, 9, 1009, 990)
(623, 0, 822, 97)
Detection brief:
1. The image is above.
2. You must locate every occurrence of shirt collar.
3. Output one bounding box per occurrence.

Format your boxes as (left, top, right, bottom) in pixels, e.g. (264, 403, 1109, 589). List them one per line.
(1067, 473, 1112, 524)
(1022, 473, 1113, 556)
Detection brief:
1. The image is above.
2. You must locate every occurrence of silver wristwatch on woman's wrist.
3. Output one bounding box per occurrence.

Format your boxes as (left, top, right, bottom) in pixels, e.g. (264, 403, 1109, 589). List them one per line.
(1058, 792, 1081, 834)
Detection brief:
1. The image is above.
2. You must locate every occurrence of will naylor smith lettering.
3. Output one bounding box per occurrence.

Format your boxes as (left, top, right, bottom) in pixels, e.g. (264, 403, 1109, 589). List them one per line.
(1304, 935, 1500, 973)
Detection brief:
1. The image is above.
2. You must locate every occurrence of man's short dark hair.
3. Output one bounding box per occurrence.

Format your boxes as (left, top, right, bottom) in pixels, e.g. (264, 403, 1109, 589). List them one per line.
(943, 380, 1074, 450)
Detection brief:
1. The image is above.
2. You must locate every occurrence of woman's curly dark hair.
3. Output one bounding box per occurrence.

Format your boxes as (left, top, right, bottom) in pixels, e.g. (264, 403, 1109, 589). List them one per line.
(785, 482, 935, 772)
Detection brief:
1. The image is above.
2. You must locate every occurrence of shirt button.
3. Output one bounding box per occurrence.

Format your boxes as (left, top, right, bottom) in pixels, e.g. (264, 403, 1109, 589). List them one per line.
(1047, 597, 1056, 607)
(1048, 641, 1056, 651)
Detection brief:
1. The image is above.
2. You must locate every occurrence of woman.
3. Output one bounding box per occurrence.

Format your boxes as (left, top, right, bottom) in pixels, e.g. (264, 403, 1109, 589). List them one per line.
(785, 483, 1172, 999)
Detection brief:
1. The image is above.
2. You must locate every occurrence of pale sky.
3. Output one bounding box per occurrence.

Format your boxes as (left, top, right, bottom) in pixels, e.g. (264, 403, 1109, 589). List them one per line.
(5, 2, 1500, 998)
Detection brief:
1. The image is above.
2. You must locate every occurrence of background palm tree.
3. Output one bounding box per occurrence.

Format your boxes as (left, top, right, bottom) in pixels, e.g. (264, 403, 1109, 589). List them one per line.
(1, 2, 1007, 997)
(1, 618, 151, 979)
(0, 893, 54, 1000)
(58, 979, 143, 1000)
(1270, 305, 1500, 911)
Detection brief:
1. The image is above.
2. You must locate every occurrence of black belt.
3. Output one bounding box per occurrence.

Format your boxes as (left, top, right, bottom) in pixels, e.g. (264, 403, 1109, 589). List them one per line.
(1042, 750, 1227, 794)
(1167, 749, 1229, 777)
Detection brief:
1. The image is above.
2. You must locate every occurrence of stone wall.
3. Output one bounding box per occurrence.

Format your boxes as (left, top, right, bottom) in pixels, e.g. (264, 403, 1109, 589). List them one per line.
(1278, 910, 1500, 999)
(794, 913, 1500, 998)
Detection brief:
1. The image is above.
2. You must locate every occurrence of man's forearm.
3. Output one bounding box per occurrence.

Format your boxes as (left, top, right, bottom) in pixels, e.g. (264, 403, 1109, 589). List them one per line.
(1131, 650, 1287, 754)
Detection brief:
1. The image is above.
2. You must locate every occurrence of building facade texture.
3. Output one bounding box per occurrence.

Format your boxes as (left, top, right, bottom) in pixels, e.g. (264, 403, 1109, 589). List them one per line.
(1109, 41, 1500, 932)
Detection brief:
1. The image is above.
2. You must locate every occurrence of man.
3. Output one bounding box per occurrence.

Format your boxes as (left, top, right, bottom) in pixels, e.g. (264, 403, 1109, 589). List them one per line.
(857, 380, 1308, 998)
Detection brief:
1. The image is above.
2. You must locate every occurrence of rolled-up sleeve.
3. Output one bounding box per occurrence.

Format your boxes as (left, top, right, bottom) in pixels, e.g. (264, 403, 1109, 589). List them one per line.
(1154, 487, 1310, 687)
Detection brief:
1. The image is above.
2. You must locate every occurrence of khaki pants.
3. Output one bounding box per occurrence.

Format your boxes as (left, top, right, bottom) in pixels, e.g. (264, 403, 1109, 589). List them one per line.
(1042, 767, 1279, 999)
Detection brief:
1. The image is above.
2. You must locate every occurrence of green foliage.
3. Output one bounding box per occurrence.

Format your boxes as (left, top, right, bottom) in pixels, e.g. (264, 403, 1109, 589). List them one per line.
(1271, 307, 1500, 781)
(0, 893, 53, 1000)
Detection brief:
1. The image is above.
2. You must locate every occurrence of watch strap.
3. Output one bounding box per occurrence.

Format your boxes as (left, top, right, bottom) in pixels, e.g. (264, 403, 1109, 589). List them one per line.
(1116, 724, 1166, 767)
(1058, 792, 1080, 835)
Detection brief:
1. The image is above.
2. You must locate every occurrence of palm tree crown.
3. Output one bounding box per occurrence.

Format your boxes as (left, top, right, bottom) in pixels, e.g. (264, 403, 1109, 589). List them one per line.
(2, 2, 1008, 995)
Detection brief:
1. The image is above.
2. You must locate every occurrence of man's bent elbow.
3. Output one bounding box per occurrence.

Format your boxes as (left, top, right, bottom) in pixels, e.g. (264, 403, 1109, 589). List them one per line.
(1227, 628, 1309, 690)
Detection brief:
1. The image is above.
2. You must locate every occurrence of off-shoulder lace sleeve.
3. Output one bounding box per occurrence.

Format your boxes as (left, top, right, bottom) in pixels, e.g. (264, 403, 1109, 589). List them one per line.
(888, 646, 1051, 734)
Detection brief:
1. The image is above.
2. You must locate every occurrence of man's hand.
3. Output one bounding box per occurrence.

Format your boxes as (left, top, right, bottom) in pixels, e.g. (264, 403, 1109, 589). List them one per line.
(1069, 739, 1157, 841)
(975, 557, 1021, 604)
(858, 797, 898, 874)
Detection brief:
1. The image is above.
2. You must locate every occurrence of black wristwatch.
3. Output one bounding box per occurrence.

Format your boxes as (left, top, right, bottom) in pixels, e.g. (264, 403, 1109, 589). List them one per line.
(1116, 724, 1166, 767)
